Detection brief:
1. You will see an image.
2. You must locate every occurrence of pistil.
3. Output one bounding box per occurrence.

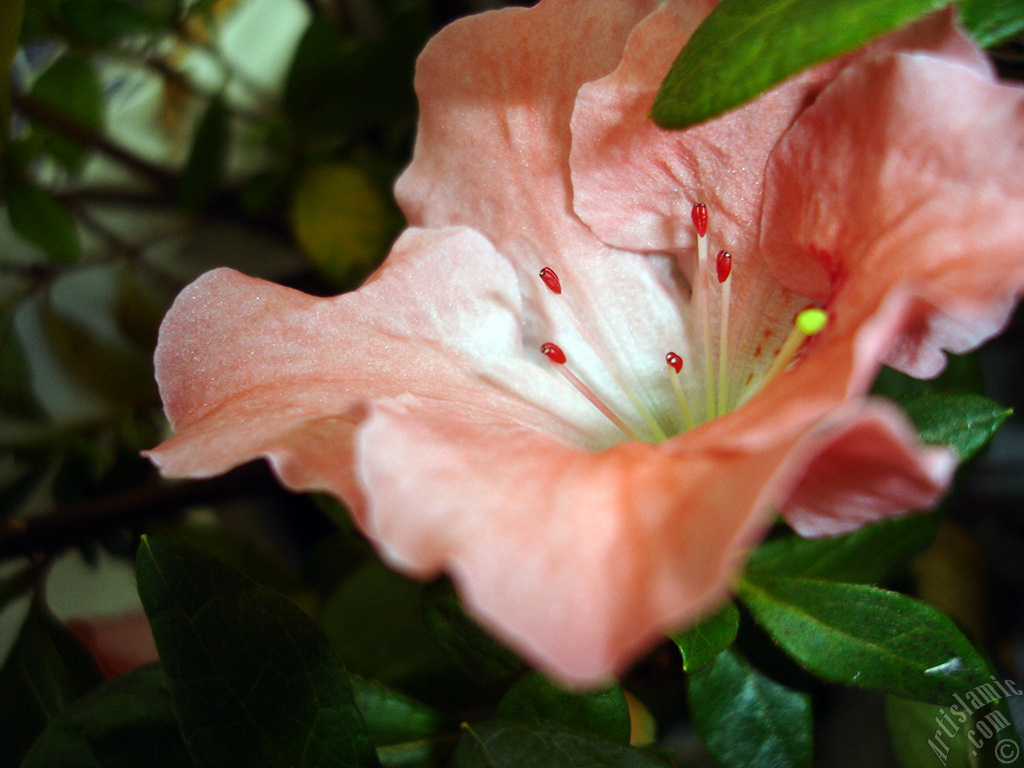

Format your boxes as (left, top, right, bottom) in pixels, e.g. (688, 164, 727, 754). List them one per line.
(758, 308, 828, 390)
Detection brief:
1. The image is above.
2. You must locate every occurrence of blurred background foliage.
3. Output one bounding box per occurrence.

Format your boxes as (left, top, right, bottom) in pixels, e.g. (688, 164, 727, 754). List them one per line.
(1, 0, 1024, 766)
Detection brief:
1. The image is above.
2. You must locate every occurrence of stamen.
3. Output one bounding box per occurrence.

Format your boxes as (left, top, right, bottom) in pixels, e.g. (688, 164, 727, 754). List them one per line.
(538, 267, 666, 441)
(541, 343, 639, 440)
(716, 250, 732, 417)
(759, 308, 828, 390)
(539, 267, 561, 295)
(692, 203, 714, 421)
(666, 352, 696, 431)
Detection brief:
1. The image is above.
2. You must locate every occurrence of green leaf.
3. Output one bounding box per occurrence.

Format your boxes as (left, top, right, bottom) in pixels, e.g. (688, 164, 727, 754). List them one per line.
(6, 178, 80, 262)
(177, 96, 229, 211)
(672, 601, 739, 673)
(135, 535, 379, 768)
(652, 0, 952, 129)
(959, 0, 1024, 46)
(21, 664, 193, 768)
(53, 0, 167, 43)
(687, 649, 811, 768)
(748, 513, 937, 583)
(350, 675, 444, 747)
(895, 392, 1011, 461)
(290, 164, 398, 285)
(496, 672, 630, 744)
(320, 559, 449, 687)
(422, 579, 524, 686)
(0, 300, 42, 417)
(453, 719, 670, 768)
(29, 53, 105, 175)
(739, 573, 989, 704)
(872, 354, 986, 399)
(887, 695, 977, 768)
(0, 597, 104, 767)
(350, 676, 451, 768)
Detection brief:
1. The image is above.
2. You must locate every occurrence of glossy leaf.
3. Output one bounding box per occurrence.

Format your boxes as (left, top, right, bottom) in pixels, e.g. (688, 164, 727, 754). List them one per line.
(453, 719, 670, 768)
(652, 0, 951, 129)
(687, 649, 811, 768)
(291, 164, 398, 285)
(748, 513, 937, 583)
(0, 598, 104, 767)
(0, 300, 41, 417)
(21, 664, 193, 768)
(6, 178, 80, 262)
(29, 53, 105, 174)
(422, 579, 524, 685)
(496, 672, 630, 744)
(177, 96, 229, 211)
(320, 560, 449, 687)
(136, 536, 379, 768)
(672, 601, 740, 673)
(350, 675, 444, 747)
(895, 392, 1011, 460)
(872, 354, 986, 398)
(959, 0, 1024, 46)
(739, 574, 989, 704)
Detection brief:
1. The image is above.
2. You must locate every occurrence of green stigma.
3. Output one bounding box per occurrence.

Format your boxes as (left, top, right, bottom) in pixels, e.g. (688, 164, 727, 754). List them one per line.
(796, 308, 828, 336)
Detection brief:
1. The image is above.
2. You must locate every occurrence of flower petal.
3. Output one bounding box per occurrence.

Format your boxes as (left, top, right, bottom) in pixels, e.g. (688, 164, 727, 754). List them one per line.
(354, 382, 952, 685)
(762, 21, 1024, 377)
(395, 0, 656, 260)
(146, 226, 596, 510)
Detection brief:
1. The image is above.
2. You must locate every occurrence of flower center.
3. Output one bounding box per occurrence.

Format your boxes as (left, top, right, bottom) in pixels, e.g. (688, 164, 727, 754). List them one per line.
(539, 203, 827, 442)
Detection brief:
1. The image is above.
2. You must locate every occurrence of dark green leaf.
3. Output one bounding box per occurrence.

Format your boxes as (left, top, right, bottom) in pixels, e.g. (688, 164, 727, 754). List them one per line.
(320, 559, 449, 687)
(54, 0, 166, 43)
(652, 0, 952, 129)
(136, 535, 379, 768)
(453, 719, 669, 768)
(872, 354, 986, 399)
(350, 675, 443, 747)
(496, 672, 630, 744)
(283, 14, 424, 141)
(687, 649, 811, 768)
(422, 579, 524, 685)
(739, 574, 989, 704)
(39, 298, 156, 403)
(177, 96, 229, 211)
(887, 695, 977, 768)
(672, 601, 739, 673)
(896, 392, 1011, 460)
(959, 0, 1024, 46)
(350, 676, 451, 768)
(0, 597, 104, 767)
(0, 301, 42, 417)
(748, 514, 937, 583)
(6, 178, 80, 262)
(29, 53, 105, 174)
(21, 664, 193, 768)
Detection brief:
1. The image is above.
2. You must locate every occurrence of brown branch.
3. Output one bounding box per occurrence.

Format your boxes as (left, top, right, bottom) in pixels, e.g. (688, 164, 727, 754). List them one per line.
(11, 92, 178, 192)
(0, 463, 278, 560)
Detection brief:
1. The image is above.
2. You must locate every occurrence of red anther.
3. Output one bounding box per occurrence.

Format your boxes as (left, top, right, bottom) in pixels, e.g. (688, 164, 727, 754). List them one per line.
(539, 267, 562, 295)
(666, 352, 683, 374)
(541, 342, 566, 365)
(716, 250, 732, 283)
(691, 203, 708, 238)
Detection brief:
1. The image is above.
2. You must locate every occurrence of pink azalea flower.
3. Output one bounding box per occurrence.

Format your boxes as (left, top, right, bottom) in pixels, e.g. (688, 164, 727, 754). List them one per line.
(146, 0, 1024, 684)
(67, 610, 160, 679)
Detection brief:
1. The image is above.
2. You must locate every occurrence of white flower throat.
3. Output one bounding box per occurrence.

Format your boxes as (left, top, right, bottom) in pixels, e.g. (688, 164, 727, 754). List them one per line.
(539, 203, 827, 442)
